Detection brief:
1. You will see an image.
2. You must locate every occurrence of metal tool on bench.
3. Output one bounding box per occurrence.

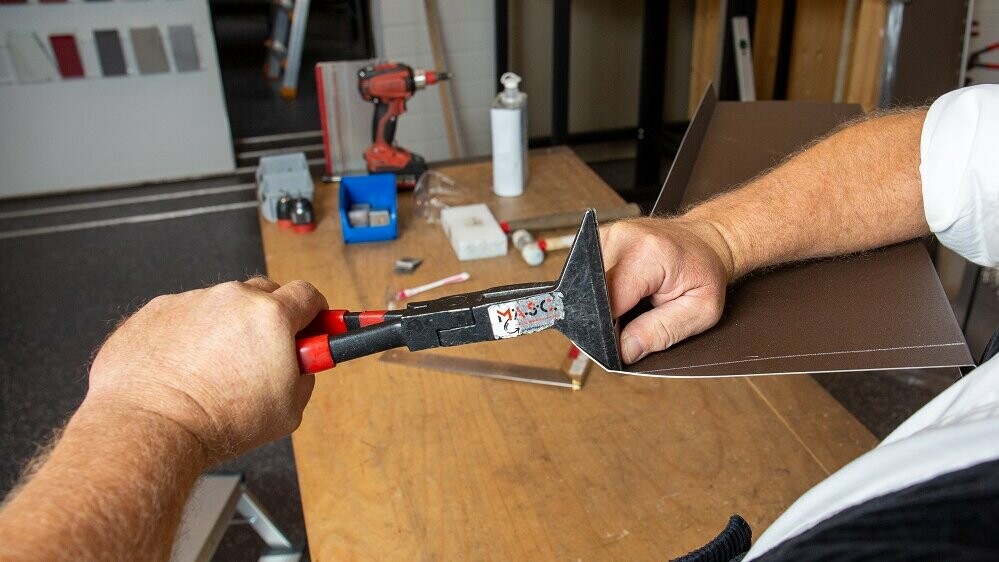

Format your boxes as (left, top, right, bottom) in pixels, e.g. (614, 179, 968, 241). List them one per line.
(498, 203, 641, 234)
(295, 209, 623, 373)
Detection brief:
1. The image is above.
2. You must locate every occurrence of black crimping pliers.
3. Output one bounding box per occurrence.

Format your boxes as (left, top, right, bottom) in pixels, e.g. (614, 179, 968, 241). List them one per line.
(295, 209, 623, 373)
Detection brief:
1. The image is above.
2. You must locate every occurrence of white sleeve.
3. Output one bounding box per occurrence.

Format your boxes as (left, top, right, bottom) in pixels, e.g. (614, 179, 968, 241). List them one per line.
(920, 84, 999, 267)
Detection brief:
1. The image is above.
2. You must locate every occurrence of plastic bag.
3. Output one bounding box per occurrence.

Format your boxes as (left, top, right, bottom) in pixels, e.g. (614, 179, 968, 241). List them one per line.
(413, 171, 474, 223)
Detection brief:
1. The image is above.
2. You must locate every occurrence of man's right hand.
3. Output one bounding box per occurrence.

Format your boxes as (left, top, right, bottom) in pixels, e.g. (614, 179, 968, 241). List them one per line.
(85, 277, 328, 463)
(600, 218, 734, 364)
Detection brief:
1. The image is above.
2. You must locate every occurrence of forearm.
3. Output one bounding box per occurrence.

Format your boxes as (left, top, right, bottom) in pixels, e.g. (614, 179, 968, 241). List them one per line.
(682, 109, 930, 279)
(0, 400, 208, 560)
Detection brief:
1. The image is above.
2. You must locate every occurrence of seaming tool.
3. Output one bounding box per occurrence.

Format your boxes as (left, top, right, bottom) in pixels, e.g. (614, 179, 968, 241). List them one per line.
(295, 209, 622, 373)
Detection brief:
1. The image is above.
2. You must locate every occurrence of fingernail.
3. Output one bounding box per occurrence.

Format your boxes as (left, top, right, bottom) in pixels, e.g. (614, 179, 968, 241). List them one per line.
(622, 336, 646, 364)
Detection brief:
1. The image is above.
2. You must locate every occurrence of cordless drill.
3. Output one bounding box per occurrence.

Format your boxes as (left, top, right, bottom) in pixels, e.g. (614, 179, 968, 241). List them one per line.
(358, 62, 451, 188)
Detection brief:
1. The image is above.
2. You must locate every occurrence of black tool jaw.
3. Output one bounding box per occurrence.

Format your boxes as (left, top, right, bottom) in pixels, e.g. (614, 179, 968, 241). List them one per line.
(553, 209, 623, 371)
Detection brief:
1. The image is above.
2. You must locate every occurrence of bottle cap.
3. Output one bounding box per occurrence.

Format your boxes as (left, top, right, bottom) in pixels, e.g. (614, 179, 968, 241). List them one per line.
(500, 72, 522, 103)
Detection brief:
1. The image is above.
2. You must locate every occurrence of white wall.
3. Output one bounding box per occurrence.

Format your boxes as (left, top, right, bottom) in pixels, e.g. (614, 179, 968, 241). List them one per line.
(371, 0, 496, 161)
(0, 0, 234, 198)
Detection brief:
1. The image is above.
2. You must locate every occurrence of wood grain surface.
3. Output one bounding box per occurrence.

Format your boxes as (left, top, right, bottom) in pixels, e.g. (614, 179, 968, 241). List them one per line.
(752, 0, 785, 100)
(844, 0, 887, 111)
(787, 0, 849, 101)
(689, 0, 722, 117)
(259, 147, 877, 560)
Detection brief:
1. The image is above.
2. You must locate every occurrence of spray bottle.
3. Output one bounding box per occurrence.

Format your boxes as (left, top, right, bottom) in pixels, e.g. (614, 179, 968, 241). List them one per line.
(491, 72, 528, 197)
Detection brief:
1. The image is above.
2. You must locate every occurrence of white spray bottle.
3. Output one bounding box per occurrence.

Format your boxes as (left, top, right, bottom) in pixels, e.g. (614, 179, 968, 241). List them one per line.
(491, 72, 528, 197)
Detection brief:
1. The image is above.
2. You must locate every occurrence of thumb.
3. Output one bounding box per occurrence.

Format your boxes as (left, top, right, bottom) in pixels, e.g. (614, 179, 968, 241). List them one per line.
(619, 291, 722, 364)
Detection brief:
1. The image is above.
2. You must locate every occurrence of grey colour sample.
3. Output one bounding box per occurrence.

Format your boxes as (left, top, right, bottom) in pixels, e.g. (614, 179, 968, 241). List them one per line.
(168, 25, 199, 72)
(129, 27, 170, 75)
(94, 30, 127, 77)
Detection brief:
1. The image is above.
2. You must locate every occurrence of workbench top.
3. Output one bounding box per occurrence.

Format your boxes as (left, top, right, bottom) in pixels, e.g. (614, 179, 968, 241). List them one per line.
(259, 147, 877, 560)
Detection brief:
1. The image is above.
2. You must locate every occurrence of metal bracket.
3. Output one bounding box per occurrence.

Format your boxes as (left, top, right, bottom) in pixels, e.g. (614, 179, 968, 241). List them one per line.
(235, 486, 303, 562)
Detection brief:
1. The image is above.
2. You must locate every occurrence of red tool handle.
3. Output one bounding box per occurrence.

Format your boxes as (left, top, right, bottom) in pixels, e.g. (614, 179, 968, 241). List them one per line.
(295, 309, 390, 373)
(297, 334, 336, 373)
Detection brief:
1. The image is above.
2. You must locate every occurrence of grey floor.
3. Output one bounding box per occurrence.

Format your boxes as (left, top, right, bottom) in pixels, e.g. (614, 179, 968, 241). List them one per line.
(0, 176, 307, 560)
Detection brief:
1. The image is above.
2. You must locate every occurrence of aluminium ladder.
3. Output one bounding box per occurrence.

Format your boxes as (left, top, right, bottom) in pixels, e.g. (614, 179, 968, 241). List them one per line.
(264, 0, 312, 99)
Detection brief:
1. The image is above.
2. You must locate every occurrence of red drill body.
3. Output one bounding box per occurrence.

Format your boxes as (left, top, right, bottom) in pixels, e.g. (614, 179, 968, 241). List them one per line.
(358, 62, 450, 188)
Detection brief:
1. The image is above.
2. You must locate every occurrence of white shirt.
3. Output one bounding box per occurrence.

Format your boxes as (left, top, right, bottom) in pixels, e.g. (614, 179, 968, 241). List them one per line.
(921, 84, 999, 267)
(745, 84, 999, 560)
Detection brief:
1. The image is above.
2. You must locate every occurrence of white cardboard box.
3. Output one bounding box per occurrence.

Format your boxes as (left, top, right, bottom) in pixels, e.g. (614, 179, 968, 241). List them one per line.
(439, 203, 508, 261)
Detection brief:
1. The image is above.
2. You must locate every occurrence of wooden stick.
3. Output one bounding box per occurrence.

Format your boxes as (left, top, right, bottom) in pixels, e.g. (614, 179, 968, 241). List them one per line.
(501, 203, 642, 233)
(423, 0, 461, 159)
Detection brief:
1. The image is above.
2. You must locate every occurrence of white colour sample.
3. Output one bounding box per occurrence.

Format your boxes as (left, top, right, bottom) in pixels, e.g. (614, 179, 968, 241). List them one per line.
(439, 203, 508, 261)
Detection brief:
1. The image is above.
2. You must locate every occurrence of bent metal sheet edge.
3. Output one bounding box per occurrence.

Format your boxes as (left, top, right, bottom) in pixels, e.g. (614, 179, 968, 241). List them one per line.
(596, 97, 972, 378)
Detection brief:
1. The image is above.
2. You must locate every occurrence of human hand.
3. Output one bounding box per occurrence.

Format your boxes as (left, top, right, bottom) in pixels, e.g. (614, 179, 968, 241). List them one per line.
(85, 278, 328, 463)
(600, 218, 734, 364)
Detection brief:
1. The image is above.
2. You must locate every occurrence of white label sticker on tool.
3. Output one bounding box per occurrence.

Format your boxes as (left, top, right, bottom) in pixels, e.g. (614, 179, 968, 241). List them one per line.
(487, 292, 564, 339)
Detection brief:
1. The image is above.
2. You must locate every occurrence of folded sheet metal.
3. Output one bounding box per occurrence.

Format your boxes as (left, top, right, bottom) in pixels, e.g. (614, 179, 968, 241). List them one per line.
(610, 87, 972, 378)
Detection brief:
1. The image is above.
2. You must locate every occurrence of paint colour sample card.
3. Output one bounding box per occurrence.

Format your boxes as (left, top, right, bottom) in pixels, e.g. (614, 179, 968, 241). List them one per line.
(7, 32, 58, 83)
(94, 30, 127, 76)
(49, 34, 85, 78)
(129, 27, 169, 74)
(168, 25, 199, 72)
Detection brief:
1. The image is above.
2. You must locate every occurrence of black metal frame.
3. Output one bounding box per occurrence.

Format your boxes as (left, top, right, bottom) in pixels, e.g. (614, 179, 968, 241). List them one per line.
(551, 0, 571, 145)
(495, 0, 508, 91)
(633, 0, 670, 187)
(772, 0, 796, 99)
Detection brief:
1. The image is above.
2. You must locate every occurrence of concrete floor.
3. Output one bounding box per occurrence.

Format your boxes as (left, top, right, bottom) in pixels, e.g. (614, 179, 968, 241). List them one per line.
(0, 176, 308, 561)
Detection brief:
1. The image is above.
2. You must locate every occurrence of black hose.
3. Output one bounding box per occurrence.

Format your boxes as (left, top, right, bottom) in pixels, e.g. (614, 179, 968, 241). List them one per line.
(671, 515, 752, 562)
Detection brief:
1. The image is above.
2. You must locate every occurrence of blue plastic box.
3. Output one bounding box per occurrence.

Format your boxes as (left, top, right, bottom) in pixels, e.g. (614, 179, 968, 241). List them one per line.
(339, 174, 398, 244)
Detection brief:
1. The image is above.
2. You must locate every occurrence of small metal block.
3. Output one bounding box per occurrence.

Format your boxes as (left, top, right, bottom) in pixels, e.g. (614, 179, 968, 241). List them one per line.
(369, 209, 391, 226)
(394, 257, 423, 274)
(347, 209, 370, 227)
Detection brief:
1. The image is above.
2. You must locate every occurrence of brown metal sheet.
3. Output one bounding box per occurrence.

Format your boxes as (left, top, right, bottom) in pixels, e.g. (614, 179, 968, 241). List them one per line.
(680, 101, 863, 208)
(654, 84, 718, 214)
(616, 98, 972, 378)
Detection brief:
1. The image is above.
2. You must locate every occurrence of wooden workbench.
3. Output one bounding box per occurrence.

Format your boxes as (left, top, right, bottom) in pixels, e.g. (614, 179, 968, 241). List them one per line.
(259, 147, 877, 560)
